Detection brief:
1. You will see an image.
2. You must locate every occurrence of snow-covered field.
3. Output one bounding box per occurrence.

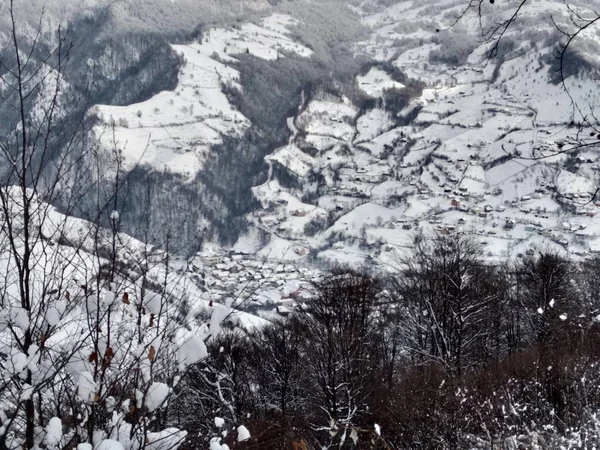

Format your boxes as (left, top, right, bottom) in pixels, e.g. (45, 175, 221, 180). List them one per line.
(92, 14, 311, 179)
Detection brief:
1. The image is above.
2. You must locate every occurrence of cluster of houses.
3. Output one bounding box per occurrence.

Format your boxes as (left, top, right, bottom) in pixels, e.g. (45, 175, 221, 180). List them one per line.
(191, 250, 323, 317)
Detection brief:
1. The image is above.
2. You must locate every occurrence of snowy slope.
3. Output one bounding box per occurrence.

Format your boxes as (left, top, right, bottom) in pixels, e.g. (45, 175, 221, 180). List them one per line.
(92, 14, 311, 179)
(236, 0, 600, 269)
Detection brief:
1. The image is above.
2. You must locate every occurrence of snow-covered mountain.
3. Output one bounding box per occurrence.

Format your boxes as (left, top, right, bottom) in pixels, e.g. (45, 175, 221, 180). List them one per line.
(3, 0, 600, 269)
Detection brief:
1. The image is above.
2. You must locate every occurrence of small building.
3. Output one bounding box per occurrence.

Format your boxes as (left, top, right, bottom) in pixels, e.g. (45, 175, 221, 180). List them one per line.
(277, 305, 292, 316)
(484, 205, 494, 212)
(504, 219, 515, 230)
(451, 198, 460, 207)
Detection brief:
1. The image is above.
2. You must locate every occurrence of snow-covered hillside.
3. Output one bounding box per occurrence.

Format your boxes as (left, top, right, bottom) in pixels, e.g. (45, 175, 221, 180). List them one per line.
(0, 183, 288, 450)
(91, 14, 311, 179)
(230, 0, 600, 270)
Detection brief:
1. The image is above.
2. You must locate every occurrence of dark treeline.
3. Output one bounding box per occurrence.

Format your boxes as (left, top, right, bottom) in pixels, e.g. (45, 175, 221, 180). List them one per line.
(171, 234, 600, 449)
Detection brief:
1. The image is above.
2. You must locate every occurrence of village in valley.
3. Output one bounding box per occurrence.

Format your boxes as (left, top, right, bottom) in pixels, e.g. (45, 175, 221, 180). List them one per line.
(189, 247, 323, 319)
(92, 0, 600, 308)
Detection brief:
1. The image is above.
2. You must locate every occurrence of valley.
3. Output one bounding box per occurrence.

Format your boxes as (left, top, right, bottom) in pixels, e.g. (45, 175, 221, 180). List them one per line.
(87, 0, 600, 271)
(233, 0, 600, 270)
(69, 0, 600, 318)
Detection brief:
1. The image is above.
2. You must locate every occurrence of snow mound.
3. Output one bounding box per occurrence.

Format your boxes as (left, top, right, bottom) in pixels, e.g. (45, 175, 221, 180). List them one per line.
(146, 382, 170, 412)
(178, 335, 208, 370)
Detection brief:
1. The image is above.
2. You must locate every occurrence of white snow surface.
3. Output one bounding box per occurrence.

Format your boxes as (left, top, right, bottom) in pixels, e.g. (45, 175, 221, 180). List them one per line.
(44, 418, 63, 449)
(177, 335, 208, 370)
(357, 67, 405, 97)
(96, 440, 125, 450)
(146, 382, 170, 412)
(78, 371, 97, 403)
(237, 425, 251, 442)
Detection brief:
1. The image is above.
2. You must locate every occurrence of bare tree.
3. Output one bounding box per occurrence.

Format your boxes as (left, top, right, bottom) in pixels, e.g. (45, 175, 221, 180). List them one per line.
(300, 273, 380, 447)
(393, 233, 501, 377)
(249, 318, 306, 426)
(514, 250, 575, 346)
(0, 1, 104, 447)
